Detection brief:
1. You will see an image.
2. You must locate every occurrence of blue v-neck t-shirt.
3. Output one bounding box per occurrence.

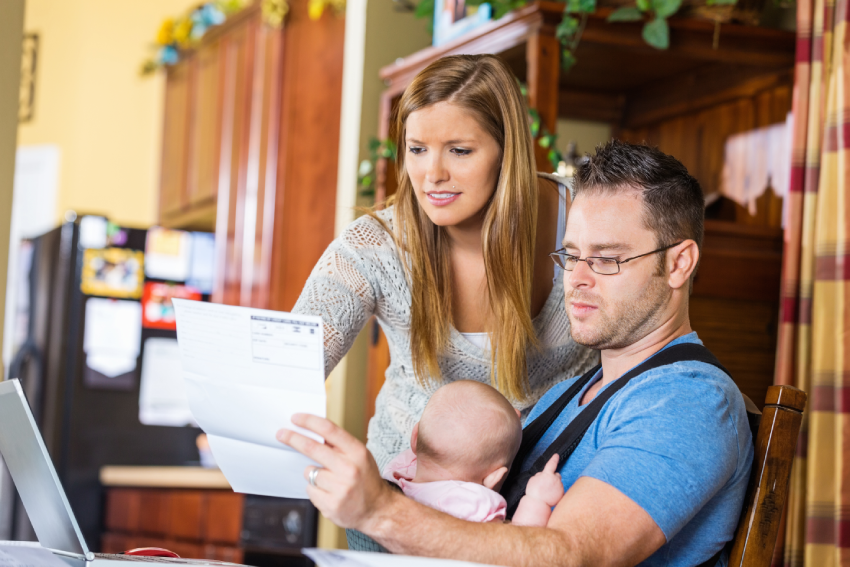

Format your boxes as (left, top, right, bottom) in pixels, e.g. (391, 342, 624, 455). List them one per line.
(524, 333, 753, 567)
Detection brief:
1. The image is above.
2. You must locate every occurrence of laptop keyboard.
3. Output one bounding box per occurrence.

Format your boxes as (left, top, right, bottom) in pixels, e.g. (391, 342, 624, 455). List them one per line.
(95, 554, 241, 565)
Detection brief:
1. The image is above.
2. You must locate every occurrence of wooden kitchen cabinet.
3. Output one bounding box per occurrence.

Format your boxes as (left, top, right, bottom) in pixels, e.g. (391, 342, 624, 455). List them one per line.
(159, 62, 192, 220)
(102, 487, 244, 562)
(157, 0, 344, 312)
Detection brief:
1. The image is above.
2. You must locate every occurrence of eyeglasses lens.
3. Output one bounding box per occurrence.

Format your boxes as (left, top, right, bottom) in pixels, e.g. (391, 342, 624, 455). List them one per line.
(589, 258, 619, 275)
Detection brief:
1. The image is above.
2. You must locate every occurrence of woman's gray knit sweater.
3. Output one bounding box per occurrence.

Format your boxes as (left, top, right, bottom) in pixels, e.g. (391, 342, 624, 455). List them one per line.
(292, 205, 599, 471)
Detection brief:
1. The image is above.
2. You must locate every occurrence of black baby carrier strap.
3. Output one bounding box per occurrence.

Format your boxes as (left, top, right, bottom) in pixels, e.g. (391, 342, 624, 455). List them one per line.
(500, 343, 730, 520)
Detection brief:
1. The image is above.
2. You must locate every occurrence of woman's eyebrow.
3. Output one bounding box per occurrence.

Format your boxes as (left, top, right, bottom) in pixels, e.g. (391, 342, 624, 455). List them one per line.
(406, 138, 476, 145)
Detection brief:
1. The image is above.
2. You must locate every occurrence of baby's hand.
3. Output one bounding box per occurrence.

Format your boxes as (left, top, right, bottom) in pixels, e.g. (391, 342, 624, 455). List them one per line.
(525, 454, 564, 507)
(511, 455, 564, 527)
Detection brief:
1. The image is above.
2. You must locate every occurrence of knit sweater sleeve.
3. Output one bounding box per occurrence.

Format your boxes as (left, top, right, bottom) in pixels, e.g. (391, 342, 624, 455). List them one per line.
(291, 213, 393, 377)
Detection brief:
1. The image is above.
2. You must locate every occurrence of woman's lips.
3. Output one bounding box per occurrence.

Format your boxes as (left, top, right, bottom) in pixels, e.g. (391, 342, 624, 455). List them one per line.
(426, 192, 460, 206)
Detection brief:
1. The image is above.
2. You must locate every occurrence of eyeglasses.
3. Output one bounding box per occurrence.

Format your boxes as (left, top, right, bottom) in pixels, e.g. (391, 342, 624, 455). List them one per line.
(549, 242, 684, 275)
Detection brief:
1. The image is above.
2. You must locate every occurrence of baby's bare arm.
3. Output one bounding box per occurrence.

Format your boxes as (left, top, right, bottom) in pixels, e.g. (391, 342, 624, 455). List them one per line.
(511, 455, 564, 527)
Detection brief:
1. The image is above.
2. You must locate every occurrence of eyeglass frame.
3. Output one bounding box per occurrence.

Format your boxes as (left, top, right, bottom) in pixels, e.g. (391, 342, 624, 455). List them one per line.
(549, 241, 685, 275)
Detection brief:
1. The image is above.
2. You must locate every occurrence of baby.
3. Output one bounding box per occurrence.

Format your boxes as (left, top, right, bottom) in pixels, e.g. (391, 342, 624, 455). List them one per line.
(381, 380, 564, 526)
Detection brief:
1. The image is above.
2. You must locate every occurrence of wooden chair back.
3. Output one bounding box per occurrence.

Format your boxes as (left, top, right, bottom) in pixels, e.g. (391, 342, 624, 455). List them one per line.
(728, 385, 807, 567)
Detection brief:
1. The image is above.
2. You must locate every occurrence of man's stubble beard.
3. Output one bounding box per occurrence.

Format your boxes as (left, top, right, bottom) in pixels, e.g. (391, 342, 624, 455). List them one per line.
(567, 274, 671, 350)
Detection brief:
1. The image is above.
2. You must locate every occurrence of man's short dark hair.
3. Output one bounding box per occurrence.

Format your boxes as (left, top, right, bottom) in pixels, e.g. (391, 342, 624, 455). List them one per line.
(574, 140, 705, 254)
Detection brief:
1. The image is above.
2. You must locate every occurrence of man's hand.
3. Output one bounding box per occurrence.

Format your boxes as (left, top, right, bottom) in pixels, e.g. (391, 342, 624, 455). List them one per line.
(525, 454, 564, 506)
(276, 413, 393, 530)
(279, 415, 666, 566)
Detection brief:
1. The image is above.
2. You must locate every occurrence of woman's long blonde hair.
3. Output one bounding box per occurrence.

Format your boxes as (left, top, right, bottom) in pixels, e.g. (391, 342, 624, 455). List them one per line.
(391, 54, 539, 402)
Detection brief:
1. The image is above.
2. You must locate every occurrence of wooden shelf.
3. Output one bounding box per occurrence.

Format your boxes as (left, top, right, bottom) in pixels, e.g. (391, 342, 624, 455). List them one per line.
(379, 2, 795, 127)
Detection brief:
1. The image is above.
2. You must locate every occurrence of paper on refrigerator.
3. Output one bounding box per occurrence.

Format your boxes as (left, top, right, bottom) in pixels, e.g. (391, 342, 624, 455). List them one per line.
(172, 299, 325, 498)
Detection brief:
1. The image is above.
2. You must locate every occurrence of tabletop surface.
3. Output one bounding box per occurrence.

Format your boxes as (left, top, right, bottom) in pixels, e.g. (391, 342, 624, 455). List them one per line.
(99, 466, 231, 489)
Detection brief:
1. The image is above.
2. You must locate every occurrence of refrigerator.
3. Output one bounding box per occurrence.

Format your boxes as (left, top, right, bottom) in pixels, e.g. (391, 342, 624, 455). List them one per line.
(2, 215, 213, 549)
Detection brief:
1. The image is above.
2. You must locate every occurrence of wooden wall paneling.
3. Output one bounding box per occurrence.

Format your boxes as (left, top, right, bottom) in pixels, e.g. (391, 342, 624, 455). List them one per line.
(160, 61, 193, 220)
(688, 221, 782, 408)
(621, 66, 792, 129)
(168, 490, 206, 541)
(187, 38, 225, 209)
(104, 488, 141, 533)
(138, 489, 170, 537)
(213, 16, 257, 305)
(268, 3, 345, 311)
(690, 296, 779, 409)
(203, 492, 244, 544)
(617, 83, 792, 228)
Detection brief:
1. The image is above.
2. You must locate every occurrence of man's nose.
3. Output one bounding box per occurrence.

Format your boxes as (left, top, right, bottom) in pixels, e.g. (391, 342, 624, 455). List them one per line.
(567, 259, 594, 289)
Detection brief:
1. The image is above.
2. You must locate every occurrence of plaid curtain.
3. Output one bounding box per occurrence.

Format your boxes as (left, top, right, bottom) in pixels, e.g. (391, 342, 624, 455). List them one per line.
(774, 0, 849, 563)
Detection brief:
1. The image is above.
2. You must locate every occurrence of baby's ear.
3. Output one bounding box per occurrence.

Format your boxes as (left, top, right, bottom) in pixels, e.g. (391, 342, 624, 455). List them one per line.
(410, 422, 420, 455)
(483, 466, 508, 490)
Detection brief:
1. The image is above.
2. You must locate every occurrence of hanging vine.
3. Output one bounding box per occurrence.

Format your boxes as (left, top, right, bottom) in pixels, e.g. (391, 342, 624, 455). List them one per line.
(412, 0, 740, 70)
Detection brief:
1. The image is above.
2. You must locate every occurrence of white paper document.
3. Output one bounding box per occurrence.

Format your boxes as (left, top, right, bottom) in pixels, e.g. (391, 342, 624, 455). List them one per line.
(173, 299, 325, 499)
(302, 549, 502, 567)
(139, 337, 197, 427)
(0, 542, 70, 567)
(83, 298, 142, 378)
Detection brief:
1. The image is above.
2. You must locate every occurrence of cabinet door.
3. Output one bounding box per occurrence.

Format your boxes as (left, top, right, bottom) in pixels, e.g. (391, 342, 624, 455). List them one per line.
(160, 60, 192, 220)
(243, 22, 284, 309)
(213, 17, 257, 306)
(187, 39, 225, 209)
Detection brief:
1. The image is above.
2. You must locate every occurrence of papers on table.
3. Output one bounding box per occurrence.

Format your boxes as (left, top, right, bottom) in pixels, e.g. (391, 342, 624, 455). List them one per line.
(173, 299, 325, 499)
(0, 542, 71, 567)
(302, 549, 503, 567)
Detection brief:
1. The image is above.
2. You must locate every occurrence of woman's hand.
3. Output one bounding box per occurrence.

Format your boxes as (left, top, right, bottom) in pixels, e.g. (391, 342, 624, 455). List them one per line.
(276, 413, 393, 530)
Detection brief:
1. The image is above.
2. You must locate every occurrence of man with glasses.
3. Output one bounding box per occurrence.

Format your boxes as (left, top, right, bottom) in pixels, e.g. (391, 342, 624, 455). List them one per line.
(278, 141, 753, 567)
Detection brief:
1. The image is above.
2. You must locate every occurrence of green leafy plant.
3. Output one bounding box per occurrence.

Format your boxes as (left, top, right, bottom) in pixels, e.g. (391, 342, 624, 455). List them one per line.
(358, 138, 398, 199)
(411, 0, 741, 70)
(522, 84, 564, 171)
(607, 0, 688, 48)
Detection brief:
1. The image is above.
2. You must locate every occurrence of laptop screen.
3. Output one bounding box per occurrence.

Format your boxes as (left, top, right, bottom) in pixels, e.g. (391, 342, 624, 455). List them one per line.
(0, 379, 89, 557)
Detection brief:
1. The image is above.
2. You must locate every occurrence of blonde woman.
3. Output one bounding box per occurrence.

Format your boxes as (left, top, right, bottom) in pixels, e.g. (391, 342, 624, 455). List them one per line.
(291, 54, 597, 546)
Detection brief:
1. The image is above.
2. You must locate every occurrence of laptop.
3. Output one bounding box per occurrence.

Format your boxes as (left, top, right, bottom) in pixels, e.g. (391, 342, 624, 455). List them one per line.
(0, 379, 246, 567)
